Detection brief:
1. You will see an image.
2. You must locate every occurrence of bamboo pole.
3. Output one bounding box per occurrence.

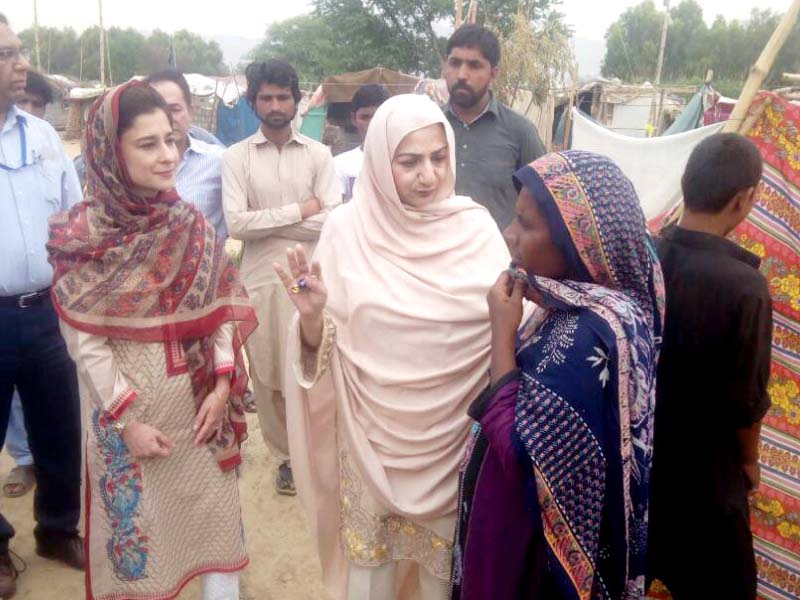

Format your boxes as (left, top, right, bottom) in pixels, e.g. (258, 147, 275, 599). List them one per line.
(563, 63, 580, 150)
(723, 0, 800, 133)
(33, 0, 41, 70)
(98, 0, 105, 86)
(455, 0, 464, 29)
(739, 95, 772, 138)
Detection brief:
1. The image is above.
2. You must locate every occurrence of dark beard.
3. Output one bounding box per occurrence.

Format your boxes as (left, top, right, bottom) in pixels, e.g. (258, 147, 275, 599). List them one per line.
(450, 85, 483, 109)
(260, 109, 296, 130)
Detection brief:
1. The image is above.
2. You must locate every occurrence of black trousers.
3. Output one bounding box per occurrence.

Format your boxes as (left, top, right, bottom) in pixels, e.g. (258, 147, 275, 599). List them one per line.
(648, 507, 758, 600)
(0, 296, 81, 552)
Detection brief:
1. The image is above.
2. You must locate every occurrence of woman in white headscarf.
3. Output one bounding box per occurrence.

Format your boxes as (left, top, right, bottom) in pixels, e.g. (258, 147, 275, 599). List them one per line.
(274, 94, 509, 599)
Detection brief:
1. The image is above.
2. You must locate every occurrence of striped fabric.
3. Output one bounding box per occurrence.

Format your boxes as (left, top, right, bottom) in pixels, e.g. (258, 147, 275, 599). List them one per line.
(732, 92, 800, 600)
(176, 136, 227, 239)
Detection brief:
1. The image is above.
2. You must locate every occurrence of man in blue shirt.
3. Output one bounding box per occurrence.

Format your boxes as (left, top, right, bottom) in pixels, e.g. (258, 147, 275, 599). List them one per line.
(0, 14, 85, 595)
(2, 69, 57, 502)
(146, 70, 227, 239)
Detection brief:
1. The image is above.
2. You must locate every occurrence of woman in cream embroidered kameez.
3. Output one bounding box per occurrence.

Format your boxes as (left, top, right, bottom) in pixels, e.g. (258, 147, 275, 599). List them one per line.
(47, 82, 257, 600)
(274, 94, 509, 599)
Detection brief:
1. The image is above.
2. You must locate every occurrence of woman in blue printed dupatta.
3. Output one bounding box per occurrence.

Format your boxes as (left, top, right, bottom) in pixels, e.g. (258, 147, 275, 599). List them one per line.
(450, 151, 665, 600)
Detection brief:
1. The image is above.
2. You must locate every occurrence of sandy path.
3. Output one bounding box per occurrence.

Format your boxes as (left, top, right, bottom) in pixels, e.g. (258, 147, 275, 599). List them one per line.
(0, 413, 331, 599)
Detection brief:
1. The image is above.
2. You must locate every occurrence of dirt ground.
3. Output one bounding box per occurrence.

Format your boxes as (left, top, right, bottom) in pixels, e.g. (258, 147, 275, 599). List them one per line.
(0, 412, 331, 599)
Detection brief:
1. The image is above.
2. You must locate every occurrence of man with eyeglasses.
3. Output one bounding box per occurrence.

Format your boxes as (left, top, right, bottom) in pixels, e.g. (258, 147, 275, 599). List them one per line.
(0, 13, 85, 596)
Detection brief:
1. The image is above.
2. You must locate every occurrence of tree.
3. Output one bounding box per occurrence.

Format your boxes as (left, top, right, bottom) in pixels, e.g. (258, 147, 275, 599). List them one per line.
(19, 26, 80, 74)
(249, 11, 417, 81)
(249, 0, 569, 82)
(602, 1, 800, 93)
(17, 25, 227, 82)
(601, 0, 662, 81)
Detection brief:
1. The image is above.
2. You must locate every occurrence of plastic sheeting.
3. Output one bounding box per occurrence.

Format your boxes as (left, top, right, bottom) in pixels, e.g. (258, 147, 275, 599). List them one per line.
(570, 108, 724, 222)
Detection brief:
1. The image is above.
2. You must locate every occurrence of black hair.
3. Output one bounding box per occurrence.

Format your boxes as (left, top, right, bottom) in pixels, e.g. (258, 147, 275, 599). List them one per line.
(117, 83, 173, 137)
(351, 84, 390, 113)
(144, 69, 192, 107)
(446, 24, 500, 67)
(0, 14, 7, 26)
(25, 70, 53, 105)
(244, 60, 301, 107)
(681, 133, 763, 214)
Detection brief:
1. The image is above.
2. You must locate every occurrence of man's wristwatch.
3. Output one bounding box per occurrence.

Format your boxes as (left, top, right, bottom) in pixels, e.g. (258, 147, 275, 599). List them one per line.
(111, 414, 133, 436)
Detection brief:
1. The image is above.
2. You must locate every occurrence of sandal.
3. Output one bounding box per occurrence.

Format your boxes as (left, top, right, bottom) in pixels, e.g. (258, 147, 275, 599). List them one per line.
(275, 460, 296, 496)
(3, 465, 35, 498)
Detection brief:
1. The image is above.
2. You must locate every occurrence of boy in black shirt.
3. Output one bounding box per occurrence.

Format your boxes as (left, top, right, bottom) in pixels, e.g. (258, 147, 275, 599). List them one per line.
(648, 133, 772, 599)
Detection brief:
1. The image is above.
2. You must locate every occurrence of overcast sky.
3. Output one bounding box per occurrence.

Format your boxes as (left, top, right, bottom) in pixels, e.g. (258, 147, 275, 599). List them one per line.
(4, 0, 793, 42)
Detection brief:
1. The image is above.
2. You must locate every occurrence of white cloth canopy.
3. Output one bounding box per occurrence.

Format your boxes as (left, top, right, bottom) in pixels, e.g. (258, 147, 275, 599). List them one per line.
(570, 108, 725, 222)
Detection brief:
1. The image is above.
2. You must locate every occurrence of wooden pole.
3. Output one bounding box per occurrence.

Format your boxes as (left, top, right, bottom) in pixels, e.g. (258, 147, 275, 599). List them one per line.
(455, 0, 464, 28)
(723, 0, 800, 133)
(654, 0, 670, 87)
(467, 0, 478, 24)
(98, 0, 105, 86)
(563, 63, 580, 150)
(33, 0, 41, 71)
(105, 29, 113, 86)
(651, 0, 670, 137)
(79, 36, 84, 82)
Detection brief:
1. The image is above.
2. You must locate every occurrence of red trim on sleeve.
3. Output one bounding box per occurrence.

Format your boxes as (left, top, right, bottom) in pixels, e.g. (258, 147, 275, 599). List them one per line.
(109, 388, 137, 420)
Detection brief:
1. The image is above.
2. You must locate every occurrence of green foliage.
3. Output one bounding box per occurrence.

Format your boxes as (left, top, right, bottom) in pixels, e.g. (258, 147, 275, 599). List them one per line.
(602, 0, 800, 89)
(18, 26, 226, 82)
(248, 0, 568, 83)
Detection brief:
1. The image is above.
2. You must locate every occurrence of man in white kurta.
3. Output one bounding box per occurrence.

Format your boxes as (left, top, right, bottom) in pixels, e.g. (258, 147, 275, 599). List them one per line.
(222, 59, 340, 494)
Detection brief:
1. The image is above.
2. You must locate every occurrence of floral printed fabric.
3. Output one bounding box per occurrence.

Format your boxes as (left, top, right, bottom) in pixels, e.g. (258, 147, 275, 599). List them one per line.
(731, 93, 800, 600)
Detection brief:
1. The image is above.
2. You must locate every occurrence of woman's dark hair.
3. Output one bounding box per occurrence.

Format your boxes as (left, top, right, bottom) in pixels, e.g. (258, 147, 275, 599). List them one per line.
(144, 69, 192, 107)
(682, 133, 763, 214)
(446, 25, 501, 67)
(351, 84, 390, 113)
(117, 83, 173, 138)
(245, 60, 301, 106)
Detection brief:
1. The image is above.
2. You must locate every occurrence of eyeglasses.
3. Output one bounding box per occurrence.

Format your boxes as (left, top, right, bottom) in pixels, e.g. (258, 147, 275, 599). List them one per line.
(0, 47, 30, 63)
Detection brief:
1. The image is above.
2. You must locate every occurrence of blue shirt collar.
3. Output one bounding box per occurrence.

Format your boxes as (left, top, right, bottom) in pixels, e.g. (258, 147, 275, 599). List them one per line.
(2, 105, 27, 134)
(185, 135, 214, 156)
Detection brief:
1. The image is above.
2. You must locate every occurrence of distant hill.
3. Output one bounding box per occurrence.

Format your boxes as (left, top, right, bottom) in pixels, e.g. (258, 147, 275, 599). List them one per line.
(211, 34, 260, 68)
(574, 37, 605, 79)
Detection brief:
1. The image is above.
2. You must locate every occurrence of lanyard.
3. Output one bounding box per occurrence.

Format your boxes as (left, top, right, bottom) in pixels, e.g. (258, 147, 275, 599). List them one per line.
(0, 120, 27, 172)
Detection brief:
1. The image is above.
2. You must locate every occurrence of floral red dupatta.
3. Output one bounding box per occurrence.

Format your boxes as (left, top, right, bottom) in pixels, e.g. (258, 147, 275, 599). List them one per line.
(47, 81, 257, 471)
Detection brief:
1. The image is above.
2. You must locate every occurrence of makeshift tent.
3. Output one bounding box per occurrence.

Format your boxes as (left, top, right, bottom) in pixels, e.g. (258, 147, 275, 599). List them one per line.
(319, 67, 420, 104)
(299, 106, 326, 141)
(570, 108, 724, 224)
(215, 96, 260, 147)
(729, 93, 800, 600)
(662, 87, 706, 135)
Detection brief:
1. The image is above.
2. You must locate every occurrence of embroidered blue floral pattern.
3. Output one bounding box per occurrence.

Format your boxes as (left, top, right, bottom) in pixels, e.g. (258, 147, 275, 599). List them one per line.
(93, 408, 149, 581)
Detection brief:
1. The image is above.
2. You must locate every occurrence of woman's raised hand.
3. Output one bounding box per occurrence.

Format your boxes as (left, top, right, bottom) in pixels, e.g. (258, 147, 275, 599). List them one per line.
(274, 244, 327, 348)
